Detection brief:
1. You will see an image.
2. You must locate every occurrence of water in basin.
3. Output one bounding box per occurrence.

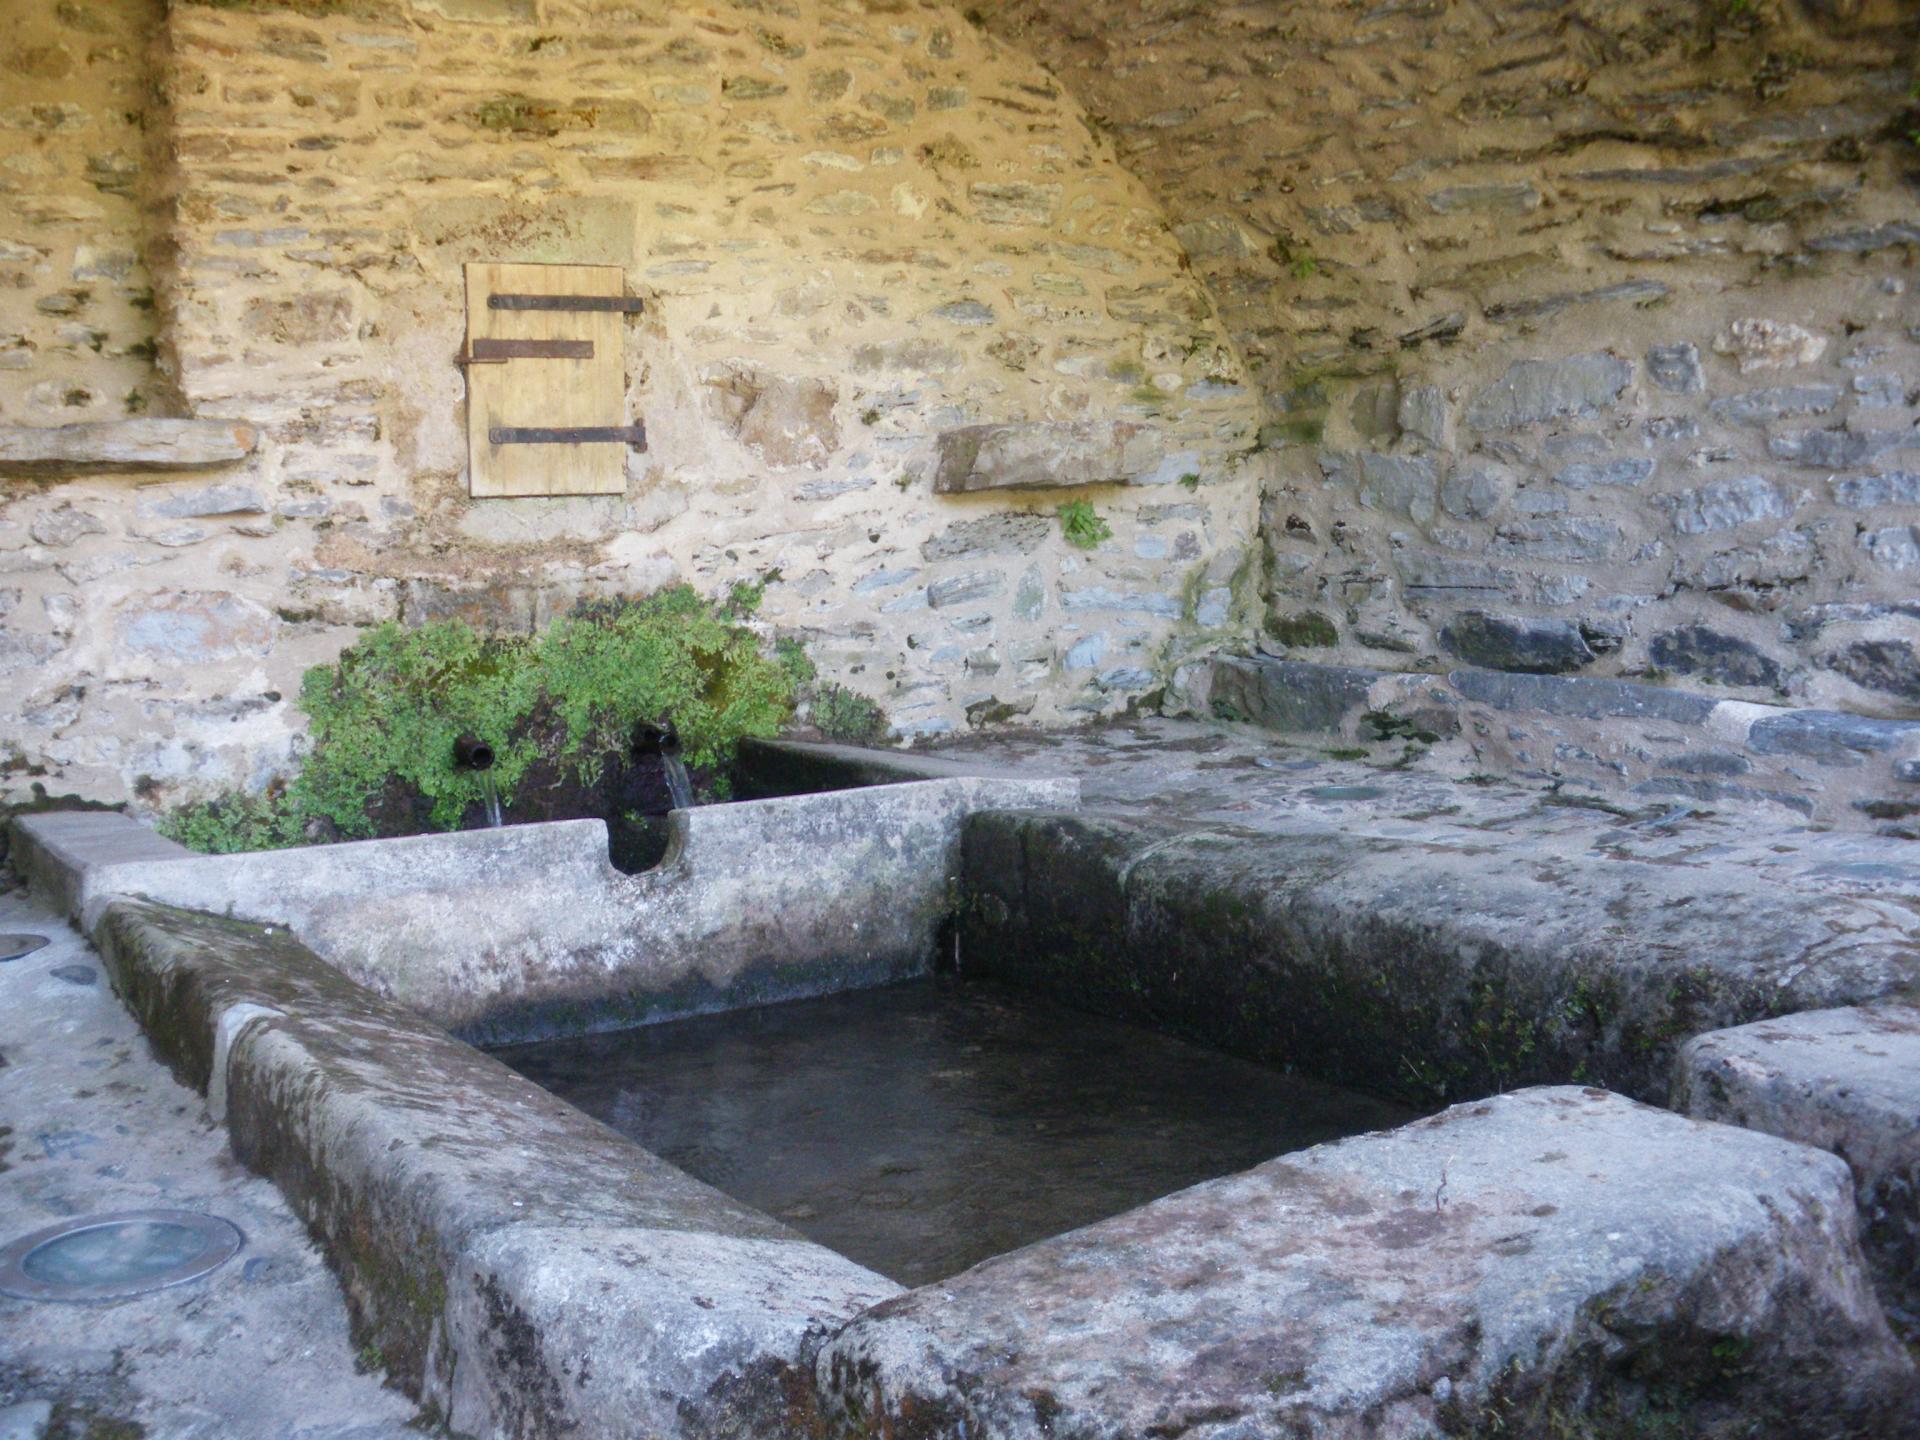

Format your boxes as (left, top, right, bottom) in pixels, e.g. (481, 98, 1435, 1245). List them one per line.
(493, 977, 1415, 1286)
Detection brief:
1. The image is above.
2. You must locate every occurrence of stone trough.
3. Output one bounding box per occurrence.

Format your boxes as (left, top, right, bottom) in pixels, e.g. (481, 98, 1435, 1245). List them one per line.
(10, 738, 1919, 1438)
(14, 760, 1074, 1045)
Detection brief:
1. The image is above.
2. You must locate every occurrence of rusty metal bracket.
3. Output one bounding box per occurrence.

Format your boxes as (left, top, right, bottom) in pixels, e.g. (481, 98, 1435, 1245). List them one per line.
(488, 293, 646, 313)
(489, 425, 648, 448)
(457, 338, 596, 365)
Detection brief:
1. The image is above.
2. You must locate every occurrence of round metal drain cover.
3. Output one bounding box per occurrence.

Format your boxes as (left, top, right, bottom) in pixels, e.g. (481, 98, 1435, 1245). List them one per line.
(1301, 784, 1388, 802)
(0, 933, 51, 963)
(0, 1210, 244, 1302)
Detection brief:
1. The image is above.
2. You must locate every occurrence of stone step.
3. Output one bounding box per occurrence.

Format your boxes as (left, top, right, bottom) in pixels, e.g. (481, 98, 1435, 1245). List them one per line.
(817, 1087, 1917, 1439)
(1675, 1005, 1920, 1343)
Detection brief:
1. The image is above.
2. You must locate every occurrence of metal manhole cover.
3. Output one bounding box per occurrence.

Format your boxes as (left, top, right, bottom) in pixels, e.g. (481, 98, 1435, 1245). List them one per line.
(0, 933, 51, 963)
(0, 1210, 244, 1302)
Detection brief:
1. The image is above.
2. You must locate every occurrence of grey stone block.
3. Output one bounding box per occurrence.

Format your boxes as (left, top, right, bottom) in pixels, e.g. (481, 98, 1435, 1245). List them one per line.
(1749, 710, 1920, 766)
(1658, 474, 1799, 534)
(1208, 654, 1373, 731)
(1446, 667, 1716, 724)
(1676, 1006, 1920, 1339)
(1551, 457, 1653, 489)
(0, 418, 259, 473)
(1440, 611, 1595, 674)
(958, 805, 1920, 1106)
(1707, 385, 1843, 425)
(1822, 639, 1920, 702)
(1832, 471, 1920, 509)
(1647, 342, 1704, 394)
(1770, 427, 1911, 469)
(818, 1088, 1915, 1439)
(930, 420, 1163, 493)
(1464, 353, 1632, 430)
(1648, 626, 1784, 689)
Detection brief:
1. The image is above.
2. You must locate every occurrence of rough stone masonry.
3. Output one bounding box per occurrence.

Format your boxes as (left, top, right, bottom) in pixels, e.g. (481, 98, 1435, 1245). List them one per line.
(979, 0, 1920, 717)
(2, 0, 1918, 813)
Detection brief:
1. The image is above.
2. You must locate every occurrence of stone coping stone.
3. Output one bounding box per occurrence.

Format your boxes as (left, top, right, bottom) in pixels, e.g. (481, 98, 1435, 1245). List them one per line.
(0, 418, 259, 472)
(1675, 1005, 1920, 1340)
(960, 809, 1920, 1106)
(818, 1088, 1916, 1439)
(8, 809, 192, 921)
(13, 772, 1076, 1046)
(735, 735, 1063, 797)
(92, 898, 899, 1440)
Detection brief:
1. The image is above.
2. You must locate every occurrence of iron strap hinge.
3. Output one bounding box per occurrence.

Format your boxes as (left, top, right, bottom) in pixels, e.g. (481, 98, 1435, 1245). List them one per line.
(456, 338, 595, 365)
(488, 425, 648, 448)
(487, 293, 646, 313)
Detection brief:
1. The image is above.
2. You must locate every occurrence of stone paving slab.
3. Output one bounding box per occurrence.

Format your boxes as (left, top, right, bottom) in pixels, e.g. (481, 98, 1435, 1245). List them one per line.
(818, 1088, 1918, 1440)
(1675, 1004, 1920, 1340)
(922, 718, 1920, 1105)
(0, 882, 420, 1440)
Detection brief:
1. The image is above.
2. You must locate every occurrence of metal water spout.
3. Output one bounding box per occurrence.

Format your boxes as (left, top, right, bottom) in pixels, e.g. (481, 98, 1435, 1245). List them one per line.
(452, 735, 495, 772)
(633, 721, 695, 812)
(452, 735, 505, 827)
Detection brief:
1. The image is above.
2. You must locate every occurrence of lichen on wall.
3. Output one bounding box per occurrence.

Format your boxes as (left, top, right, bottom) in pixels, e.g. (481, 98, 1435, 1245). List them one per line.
(1, 0, 1266, 813)
(975, 0, 1920, 717)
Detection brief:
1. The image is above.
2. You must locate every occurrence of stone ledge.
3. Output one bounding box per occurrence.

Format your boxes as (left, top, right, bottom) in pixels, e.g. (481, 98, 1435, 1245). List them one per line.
(930, 419, 1165, 493)
(736, 736, 1067, 796)
(1200, 654, 1920, 830)
(818, 1088, 1916, 1439)
(0, 418, 259, 474)
(1675, 1005, 1920, 1342)
(91, 898, 897, 1440)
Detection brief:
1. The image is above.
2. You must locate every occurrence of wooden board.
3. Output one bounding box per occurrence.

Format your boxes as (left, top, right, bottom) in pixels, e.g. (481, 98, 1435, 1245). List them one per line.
(463, 262, 627, 497)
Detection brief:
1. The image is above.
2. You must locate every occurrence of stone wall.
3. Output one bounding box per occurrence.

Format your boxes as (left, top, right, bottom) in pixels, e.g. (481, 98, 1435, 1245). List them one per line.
(1, 0, 1262, 812)
(976, 0, 1919, 718)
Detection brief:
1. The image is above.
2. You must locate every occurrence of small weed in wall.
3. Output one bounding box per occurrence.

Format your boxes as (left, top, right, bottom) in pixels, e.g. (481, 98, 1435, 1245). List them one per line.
(1057, 498, 1113, 550)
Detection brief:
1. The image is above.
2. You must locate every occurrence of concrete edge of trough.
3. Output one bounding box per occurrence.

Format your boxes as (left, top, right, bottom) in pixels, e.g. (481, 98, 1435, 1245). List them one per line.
(87, 896, 904, 1440)
(11, 767, 1078, 1045)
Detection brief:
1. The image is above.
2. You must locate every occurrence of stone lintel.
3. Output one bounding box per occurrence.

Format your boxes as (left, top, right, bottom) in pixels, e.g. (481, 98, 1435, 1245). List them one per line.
(0, 418, 259, 474)
(932, 420, 1163, 494)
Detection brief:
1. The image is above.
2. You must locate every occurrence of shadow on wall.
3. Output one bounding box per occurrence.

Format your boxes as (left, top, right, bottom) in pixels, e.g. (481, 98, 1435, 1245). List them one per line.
(974, 0, 1920, 717)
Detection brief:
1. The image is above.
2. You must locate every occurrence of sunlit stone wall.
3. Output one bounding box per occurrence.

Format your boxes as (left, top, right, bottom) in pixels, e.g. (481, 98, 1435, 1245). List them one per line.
(1, 0, 1262, 810)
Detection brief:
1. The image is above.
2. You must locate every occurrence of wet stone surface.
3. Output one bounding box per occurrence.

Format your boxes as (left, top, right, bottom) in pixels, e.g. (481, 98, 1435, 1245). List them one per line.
(494, 977, 1414, 1287)
(0, 883, 420, 1439)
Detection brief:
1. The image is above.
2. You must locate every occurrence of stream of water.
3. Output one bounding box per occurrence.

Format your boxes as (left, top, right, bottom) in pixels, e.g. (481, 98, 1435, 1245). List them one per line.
(661, 753, 695, 811)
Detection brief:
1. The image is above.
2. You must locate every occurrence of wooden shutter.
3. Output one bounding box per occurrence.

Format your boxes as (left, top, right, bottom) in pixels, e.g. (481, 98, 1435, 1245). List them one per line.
(462, 262, 642, 497)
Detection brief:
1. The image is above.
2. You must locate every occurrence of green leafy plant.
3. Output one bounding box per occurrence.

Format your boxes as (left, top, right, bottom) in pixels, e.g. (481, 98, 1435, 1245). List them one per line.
(158, 787, 306, 854)
(811, 683, 888, 744)
(1056, 498, 1113, 550)
(162, 586, 798, 849)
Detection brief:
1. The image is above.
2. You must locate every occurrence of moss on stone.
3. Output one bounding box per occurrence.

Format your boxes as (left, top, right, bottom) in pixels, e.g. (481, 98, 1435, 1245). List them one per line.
(1269, 611, 1339, 648)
